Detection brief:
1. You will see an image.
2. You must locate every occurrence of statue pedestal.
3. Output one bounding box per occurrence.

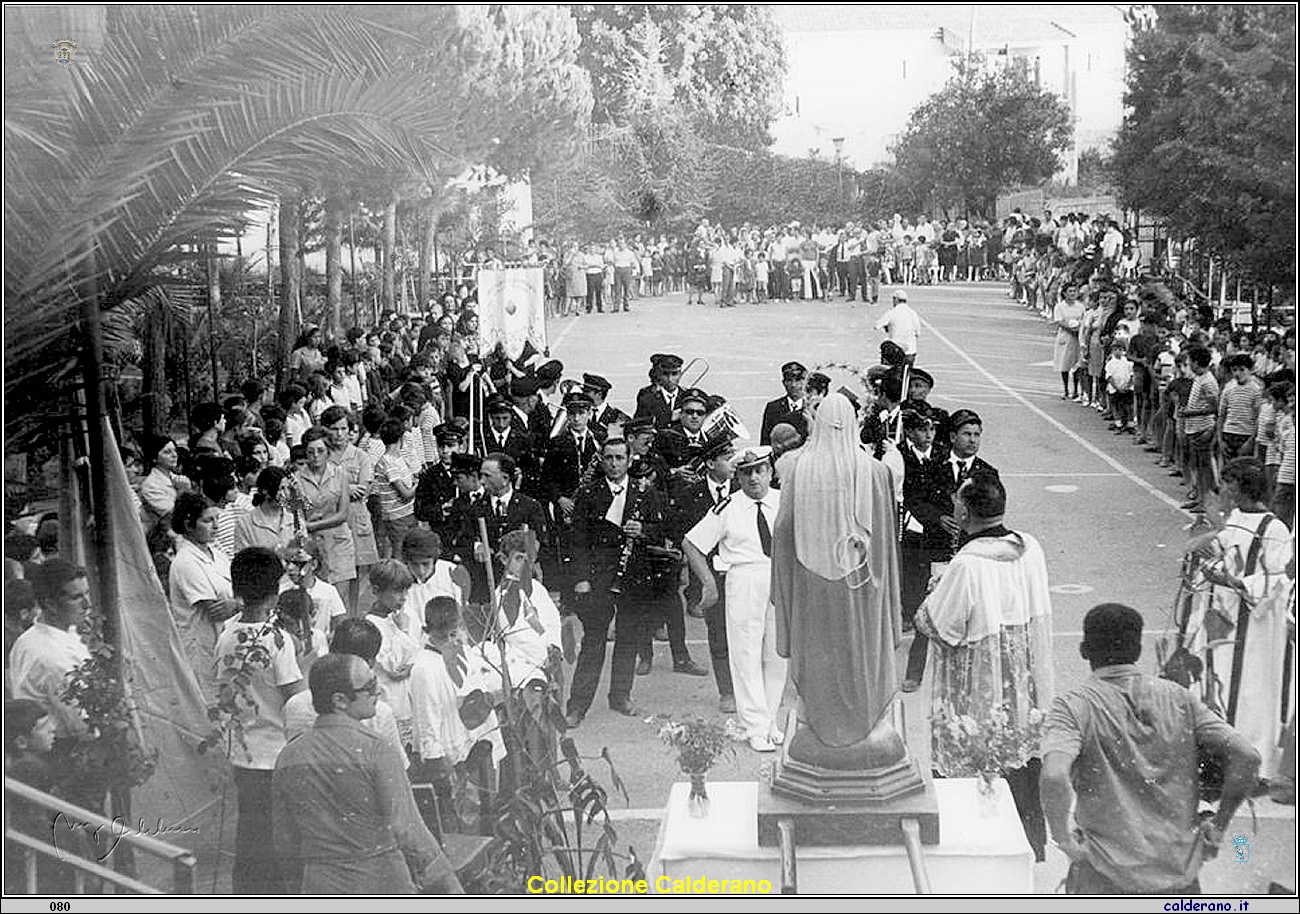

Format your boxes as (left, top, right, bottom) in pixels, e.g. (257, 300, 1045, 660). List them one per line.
(763, 706, 939, 844)
(648, 780, 1033, 895)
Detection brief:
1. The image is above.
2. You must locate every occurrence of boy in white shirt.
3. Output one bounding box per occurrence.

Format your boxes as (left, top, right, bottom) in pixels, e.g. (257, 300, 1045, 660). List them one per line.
(280, 537, 347, 638)
(397, 528, 466, 644)
(366, 559, 421, 745)
(1105, 341, 1136, 433)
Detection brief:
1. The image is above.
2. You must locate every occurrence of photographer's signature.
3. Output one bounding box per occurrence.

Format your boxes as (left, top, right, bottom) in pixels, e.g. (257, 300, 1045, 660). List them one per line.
(52, 813, 199, 861)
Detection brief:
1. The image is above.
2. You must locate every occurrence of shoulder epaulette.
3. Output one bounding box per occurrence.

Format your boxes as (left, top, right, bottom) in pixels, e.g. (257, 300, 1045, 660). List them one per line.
(712, 494, 733, 515)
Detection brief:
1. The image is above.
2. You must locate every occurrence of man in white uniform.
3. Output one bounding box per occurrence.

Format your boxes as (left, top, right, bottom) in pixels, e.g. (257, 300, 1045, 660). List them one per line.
(683, 446, 787, 752)
(874, 289, 921, 364)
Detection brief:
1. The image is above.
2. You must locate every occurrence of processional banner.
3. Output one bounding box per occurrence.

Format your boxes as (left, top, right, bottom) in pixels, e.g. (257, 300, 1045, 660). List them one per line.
(476, 266, 547, 360)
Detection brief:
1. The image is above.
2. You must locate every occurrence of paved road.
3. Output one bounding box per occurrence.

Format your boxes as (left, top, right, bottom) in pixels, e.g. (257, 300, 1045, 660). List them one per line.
(547, 281, 1295, 894)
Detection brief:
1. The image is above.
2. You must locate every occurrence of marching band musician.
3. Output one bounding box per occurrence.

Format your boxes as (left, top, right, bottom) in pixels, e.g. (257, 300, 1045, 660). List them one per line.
(683, 446, 787, 752)
(667, 435, 739, 712)
(655, 388, 712, 470)
(760, 362, 810, 445)
(634, 353, 688, 430)
(413, 423, 466, 537)
(541, 391, 604, 596)
(623, 416, 669, 491)
(582, 373, 629, 439)
(565, 438, 667, 727)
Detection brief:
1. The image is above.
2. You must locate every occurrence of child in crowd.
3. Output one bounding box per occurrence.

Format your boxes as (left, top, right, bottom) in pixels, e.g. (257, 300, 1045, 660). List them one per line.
(898, 235, 915, 285)
(398, 529, 465, 644)
(1105, 340, 1135, 433)
(281, 536, 347, 637)
(914, 238, 934, 285)
(755, 251, 769, 302)
(1217, 353, 1263, 460)
(1262, 381, 1292, 498)
(736, 250, 756, 305)
(366, 558, 421, 746)
(5, 699, 65, 894)
(275, 586, 328, 671)
(374, 416, 418, 559)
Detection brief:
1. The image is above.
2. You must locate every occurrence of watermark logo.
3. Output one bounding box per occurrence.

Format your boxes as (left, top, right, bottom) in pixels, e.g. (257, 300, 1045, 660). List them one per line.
(51, 38, 77, 67)
(1231, 834, 1250, 864)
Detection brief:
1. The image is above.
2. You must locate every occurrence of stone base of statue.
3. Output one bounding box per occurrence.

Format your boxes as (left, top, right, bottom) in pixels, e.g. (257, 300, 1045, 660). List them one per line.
(758, 705, 939, 846)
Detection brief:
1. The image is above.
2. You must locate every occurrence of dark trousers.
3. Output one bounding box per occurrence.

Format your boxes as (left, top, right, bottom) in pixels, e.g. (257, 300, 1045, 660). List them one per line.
(770, 261, 787, 300)
(567, 592, 647, 714)
(1004, 758, 1046, 863)
(683, 569, 732, 697)
(1066, 858, 1200, 895)
(639, 586, 692, 667)
(613, 267, 633, 310)
(585, 276, 604, 313)
(900, 535, 932, 682)
(233, 767, 280, 895)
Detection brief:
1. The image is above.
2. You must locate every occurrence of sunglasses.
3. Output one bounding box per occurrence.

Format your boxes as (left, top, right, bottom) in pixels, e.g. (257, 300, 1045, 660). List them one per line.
(346, 676, 381, 698)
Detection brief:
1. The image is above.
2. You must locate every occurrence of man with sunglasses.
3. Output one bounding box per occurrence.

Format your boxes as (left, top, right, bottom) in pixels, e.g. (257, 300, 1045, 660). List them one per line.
(273, 651, 463, 895)
(655, 388, 712, 471)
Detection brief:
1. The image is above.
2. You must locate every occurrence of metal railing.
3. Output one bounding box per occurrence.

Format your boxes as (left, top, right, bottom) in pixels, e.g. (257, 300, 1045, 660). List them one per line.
(4, 777, 197, 894)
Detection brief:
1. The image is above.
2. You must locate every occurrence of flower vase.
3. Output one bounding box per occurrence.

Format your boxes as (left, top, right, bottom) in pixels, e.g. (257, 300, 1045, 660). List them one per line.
(976, 770, 999, 816)
(687, 772, 710, 818)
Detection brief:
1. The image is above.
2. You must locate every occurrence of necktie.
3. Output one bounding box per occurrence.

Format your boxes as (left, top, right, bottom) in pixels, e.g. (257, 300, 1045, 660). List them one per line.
(495, 498, 506, 519)
(715, 484, 726, 504)
(756, 501, 772, 558)
(955, 460, 969, 484)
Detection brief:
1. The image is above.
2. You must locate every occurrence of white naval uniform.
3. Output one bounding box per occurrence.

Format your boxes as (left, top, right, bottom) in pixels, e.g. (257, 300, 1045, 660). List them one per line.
(685, 487, 788, 740)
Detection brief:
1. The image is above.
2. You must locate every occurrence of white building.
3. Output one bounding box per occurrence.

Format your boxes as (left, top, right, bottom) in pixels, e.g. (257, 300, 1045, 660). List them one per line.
(771, 4, 1129, 183)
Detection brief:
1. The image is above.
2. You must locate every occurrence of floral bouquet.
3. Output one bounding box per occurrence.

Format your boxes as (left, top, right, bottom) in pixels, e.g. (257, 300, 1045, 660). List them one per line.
(932, 701, 1046, 803)
(658, 716, 733, 775)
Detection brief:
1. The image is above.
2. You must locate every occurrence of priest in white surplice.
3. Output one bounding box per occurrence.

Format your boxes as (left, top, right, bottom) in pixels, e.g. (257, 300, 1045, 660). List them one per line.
(915, 473, 1055, 862)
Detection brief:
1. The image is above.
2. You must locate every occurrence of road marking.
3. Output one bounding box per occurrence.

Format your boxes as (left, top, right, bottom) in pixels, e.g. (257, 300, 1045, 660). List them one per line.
(1044, 484, 1080, 493)
(1029, 360, 1055, 367)
(920, 316, 1190, 517)
(549, 315, 580, 352)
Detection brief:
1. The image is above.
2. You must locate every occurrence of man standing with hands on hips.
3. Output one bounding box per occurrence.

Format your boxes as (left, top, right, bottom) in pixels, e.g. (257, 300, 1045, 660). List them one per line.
(683, 446, 787, 752)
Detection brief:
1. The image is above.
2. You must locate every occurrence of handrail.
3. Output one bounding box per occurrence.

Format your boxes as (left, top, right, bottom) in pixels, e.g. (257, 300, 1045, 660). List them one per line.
(5, 776, 197, 894)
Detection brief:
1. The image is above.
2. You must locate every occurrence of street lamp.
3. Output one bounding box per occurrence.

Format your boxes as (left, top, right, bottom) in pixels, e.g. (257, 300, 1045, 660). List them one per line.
(832, 136, 846, 200)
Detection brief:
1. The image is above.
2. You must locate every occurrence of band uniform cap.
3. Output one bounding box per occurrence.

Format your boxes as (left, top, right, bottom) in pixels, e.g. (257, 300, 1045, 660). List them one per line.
(433, 424, 466, 445)
(627, 459, 655, 479)
(908, 367, 935, 390)
(581, 372, 612, 393)
(700, 434, 736, 463)
(948, 409, 983, 432)
(623, 416, 657, 437)
(679, 388, 708, 409)
(486, 395, 513, 416)
(401, 527, 441, 561)
(510, 376, 539, 397)
(447, 416, 470, 433)
(901, 406, 935, 431)
(781, 361, 808, 379)
(450, 452, 483, 475)
(731, 445, 773, 471)
(651, 353, 684, 372)
(536, 359, 564, 383)
(563, 391, 594, 412)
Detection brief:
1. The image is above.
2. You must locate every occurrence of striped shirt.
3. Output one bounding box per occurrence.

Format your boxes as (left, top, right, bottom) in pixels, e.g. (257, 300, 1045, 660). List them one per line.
(1278, 415, 1296, 486)
(1217, 377, 1262, 436)
(373, 452, 415, 520)
(1182, 372, 1219, 435)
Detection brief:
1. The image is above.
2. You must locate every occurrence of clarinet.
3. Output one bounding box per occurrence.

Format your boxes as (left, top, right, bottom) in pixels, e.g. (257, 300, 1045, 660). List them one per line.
(609, 480, 643, 595)
(576, 447, 604, 493)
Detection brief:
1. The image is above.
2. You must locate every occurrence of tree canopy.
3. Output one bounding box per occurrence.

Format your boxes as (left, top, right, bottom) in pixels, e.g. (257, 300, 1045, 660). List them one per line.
(1111, 4, 1296, 290)
(889, 56, 1074, 219)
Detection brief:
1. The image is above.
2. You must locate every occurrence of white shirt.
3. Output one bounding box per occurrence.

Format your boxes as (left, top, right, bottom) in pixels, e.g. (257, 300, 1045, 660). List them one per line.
(685, 487, 782, 571)
(396, 561, 464, 643)
(947, 455, 975, 485)
(410, 644, 506, 766)
(874, 302, 921, 355)
(285, 410, 312, 448)
(213, 620, 301, 769)
(367, 612, 420, 722)
(169, 537, 233, 644)
(282, 689, 407, 769)
(491, 488, 514, 519)
(494, 582, 563, 686)
(604, 476, 629, 527)
(8, 621, 91, 738)
(279, 577, 348, 638)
